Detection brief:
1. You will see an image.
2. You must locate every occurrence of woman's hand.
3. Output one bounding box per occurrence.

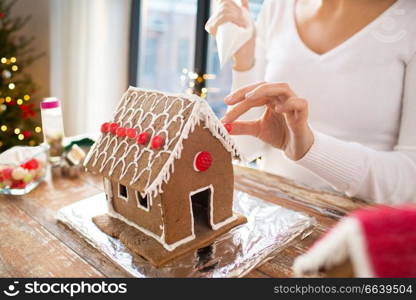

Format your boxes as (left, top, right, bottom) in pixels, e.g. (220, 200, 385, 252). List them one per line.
(205, 0, 256, 71)
(222, 82, 314, 161)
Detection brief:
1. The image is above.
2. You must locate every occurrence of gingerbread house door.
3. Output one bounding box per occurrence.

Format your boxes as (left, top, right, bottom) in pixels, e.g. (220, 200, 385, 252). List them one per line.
(189, 185, 214, 235)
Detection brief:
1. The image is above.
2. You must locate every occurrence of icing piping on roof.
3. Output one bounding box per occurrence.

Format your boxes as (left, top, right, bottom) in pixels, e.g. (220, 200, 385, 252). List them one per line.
(84, 87, 244, 199)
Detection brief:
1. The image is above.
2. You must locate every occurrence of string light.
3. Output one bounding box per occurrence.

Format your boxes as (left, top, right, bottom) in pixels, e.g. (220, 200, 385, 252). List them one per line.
(0, 57, 6, 64)
(8, 83, 15, 90)
(0, 141, 3, 147)
(10, 57, 16, 63)
(35, 126, 42, 133)
(14, 128, 20, 134)
(5, 97, 11, 102)
(0, 98, 4, 103)
(17, 99, 23, 105)
(1, 125, 7, 132)
(18, 134, 24, 140)
(23, 94, 30, 101)
(29, 140, 35, 146)
(11, 65, 18, 71)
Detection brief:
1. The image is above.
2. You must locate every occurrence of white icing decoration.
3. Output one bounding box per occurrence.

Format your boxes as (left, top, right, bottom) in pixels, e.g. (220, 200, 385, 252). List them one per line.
(107, 202, 194, 252)
(118, 183, 128, 202)
(103, 177, 112, 197)
(84, 87, 244, 200)
(135, 191, 150, 212)
(292, 217, 374, 277)
(189, 184, 237, 231)
(193, 151, 202, 172)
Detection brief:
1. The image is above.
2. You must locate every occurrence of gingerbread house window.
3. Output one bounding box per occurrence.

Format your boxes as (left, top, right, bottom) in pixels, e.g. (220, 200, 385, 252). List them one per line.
(136, 191, 149, 211)
(118, 184, 128, 201)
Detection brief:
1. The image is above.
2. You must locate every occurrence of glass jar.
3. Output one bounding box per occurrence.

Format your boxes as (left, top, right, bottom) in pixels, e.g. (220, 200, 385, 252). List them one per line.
(40, 97, 65, 164)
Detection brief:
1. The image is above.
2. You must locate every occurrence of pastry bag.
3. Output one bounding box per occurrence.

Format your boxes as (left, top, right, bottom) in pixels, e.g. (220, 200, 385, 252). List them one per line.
(216, 3, 254, 68)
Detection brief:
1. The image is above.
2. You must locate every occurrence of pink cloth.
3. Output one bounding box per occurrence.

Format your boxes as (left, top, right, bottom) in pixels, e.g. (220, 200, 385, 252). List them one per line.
(352, 205, 416, 277)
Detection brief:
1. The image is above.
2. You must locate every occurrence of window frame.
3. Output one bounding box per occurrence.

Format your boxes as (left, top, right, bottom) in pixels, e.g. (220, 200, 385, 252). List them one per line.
(118, 183, 129, 201)
(136, 191, 150, 211)
(128, 0, 210, 95)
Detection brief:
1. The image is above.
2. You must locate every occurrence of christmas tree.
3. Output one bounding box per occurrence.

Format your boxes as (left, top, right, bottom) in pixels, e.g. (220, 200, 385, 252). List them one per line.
(0, 0, 42, 152)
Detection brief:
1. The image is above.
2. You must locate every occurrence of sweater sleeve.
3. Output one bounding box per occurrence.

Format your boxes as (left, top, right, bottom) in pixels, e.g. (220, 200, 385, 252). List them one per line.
(295, 53, 416, 204)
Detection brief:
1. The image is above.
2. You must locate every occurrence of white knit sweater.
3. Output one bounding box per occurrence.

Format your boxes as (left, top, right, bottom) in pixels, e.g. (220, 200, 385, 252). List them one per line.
(231, 0, 416, 204)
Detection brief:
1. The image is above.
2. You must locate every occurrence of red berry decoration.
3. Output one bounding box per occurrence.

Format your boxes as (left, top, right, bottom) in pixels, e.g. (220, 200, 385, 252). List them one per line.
(2, 168, 12, 180)
(194, 151, 212, 172)
(127, 128, 137, 139)
(151, 136, 164, 150)
(137, 132, 149, 145)
(11, 180, 26, 189)
(224, 123, 232, 133)
(110, 122, 119, 134)
(116, 127, 126, 137)
(101, 122, 110, 133)
(23, 158, 39, 170)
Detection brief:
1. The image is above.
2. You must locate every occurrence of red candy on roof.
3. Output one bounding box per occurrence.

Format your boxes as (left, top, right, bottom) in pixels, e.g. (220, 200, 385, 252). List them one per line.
(224, 123, 232, 134)
(116, 127, 126, 137)
(101, 122, 110, 133)
(151, 136, 164, 150)
(110, 122, 119, 134)
(137, 132, 149, 145)
(127, 128, 137, 139)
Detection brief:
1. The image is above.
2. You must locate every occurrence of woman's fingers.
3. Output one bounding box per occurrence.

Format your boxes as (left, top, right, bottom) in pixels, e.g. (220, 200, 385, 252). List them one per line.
(222, 95, 271, 123)
(225, 82, 296, 106)
(205, 0, 246, 36)
(277, 97, 308, 128)
(224, 82, 265, 105)
(241, 0, 249, 9)
(245, 82, 297, 101)
(226, 120, 260, 136)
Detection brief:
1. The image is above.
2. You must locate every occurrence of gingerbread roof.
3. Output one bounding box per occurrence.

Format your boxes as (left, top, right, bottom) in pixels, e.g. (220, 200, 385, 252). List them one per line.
(84, 87, 242, 198)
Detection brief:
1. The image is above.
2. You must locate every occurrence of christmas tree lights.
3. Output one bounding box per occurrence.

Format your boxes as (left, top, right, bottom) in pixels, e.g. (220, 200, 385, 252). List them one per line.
(0, 0, 43, 152)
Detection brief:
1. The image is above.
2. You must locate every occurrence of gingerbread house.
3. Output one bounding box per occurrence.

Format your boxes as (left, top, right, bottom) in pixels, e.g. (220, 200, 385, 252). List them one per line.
(293, 205, 416, 277)
(84, 87, 246, 265)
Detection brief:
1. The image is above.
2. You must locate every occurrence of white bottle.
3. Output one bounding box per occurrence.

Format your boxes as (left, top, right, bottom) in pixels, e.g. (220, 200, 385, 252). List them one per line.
(40, 97, 65, 164)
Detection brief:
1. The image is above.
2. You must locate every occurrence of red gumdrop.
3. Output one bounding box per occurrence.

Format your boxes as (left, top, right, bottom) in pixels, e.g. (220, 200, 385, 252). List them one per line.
(116, 127, 126, 137)
(2, 168, 12, 180)
(110, 122, 119, 134)
(11, 180, 26, 189)
(224, 123, 232, 134)
(137, 132, 149, 145)
(24, 158, 39, 170)
(194, 151, 212, 172)
(151, 136, 164, 150)
(127, 128, 137, 139)
(101, 122, 110, 133)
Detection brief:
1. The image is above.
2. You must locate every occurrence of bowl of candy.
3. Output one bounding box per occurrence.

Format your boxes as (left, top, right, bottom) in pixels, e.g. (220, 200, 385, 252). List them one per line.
(0, 144, 48, 195)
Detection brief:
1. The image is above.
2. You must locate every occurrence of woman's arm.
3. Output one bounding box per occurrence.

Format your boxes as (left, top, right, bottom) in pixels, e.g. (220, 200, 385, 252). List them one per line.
(296, 53, 416, 204)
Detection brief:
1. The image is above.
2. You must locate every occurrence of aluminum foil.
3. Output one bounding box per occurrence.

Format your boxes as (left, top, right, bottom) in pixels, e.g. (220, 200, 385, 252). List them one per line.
(57, 191, 315, 277)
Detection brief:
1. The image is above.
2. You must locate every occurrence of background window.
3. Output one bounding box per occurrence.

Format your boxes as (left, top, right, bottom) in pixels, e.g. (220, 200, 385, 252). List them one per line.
(131, 0, 264, 116)
(137, 0, 197, 93)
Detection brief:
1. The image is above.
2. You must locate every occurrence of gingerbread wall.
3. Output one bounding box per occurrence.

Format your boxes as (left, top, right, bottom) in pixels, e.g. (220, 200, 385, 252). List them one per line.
(160, 124, 234, 245)
(110, 181, 163, 237)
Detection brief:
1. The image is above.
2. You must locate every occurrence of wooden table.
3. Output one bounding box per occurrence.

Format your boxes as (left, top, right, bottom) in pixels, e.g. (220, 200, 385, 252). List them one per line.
(0, 165, 366, 277)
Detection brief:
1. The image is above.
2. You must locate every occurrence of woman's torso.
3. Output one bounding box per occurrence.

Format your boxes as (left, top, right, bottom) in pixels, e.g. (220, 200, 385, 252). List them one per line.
(257, 0, 415, 190)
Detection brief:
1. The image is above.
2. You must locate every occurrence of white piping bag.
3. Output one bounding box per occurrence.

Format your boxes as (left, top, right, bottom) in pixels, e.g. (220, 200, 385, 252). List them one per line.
(216, 2, 254, 68)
